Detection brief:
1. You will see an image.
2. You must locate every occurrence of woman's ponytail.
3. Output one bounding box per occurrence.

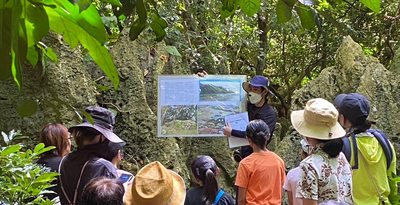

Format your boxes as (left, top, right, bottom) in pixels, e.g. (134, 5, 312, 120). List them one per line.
(204, 169, 219, 205)
(190, 156, 220, 205)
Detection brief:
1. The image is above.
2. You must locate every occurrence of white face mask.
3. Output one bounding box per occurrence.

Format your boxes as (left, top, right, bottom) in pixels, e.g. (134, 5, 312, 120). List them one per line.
(248, 92, 262, 104)
(300, 138, 313, 155)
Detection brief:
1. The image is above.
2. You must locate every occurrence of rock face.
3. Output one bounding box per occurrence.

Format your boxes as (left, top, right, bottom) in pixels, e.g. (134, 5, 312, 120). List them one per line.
(391, 48, 400, 74)
(0, 33, 97, 138)
(276, 36, 400, 170)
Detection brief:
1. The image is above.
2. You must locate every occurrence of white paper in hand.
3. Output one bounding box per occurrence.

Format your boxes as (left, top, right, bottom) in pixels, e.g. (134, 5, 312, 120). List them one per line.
(225, 112, 250, 148)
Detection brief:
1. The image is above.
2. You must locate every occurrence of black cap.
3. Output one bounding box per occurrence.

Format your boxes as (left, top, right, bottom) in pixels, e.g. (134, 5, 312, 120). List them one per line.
(190, 155, 217, 180)
(334, 93, 370, 126)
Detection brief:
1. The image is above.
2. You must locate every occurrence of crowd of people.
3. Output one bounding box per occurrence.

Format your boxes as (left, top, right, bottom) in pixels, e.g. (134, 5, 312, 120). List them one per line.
(35, 75, 396, 205)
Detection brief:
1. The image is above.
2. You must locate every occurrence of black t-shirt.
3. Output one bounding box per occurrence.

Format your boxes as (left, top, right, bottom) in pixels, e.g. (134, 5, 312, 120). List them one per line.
(37, 154, 62, 200)
(184, 187, 235, 205)
(231, 101, 277, 158)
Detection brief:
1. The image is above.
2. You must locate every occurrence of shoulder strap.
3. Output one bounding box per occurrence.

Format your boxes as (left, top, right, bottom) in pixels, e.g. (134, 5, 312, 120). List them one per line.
(368, 129, 393, 170)
(342, 137, 352, 162)
(59, 157, 91, 205)
(342, 133, 359, 169)
(212, 189, 225, 205)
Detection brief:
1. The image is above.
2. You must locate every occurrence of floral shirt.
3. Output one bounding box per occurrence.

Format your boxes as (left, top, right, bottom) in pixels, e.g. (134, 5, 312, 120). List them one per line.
(296, 148, 353, 204)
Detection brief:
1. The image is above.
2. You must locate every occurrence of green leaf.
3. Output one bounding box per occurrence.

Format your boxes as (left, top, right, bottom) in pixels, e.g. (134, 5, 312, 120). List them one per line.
(33, 145, 55, 156)
(295, 5, 316, 29)
(150, 20, 166, 42)
(276, 0, 294, 23)
(1, 144, 22, 156)
(165, 46, 181, 57)
(222, 0, 236, 11)
(77, 4, 107, 44)
(0, 8, 13, 80)
(360, 0, 380, 12)
(129, 19, 147, 41)
(10, 0, 25, 89)
(82, 110, 94, 124)
(151, 14, 167, 29)
(46, 2, 119, 89)
(16, 99, 38, 117)
(33, 172, 58, 183)
(221, 9, 235, 18)
(25, 3, 49, 47)
(102, 0, 122, 7)
(238, 0, 260, 16)
(27, 46, 39, 66)
(43, 47, 57, 62)
(136, 0, 147, 23)
(76, 0, 92, 11)
(51, 0, 107, 44)
(0, 0, 13, 9)
(28, 0, 56, 7)
(33, 143, 45, 153)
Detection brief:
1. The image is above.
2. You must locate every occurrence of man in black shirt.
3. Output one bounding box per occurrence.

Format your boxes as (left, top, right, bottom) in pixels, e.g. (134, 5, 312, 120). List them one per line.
(223, 75, 277, 161)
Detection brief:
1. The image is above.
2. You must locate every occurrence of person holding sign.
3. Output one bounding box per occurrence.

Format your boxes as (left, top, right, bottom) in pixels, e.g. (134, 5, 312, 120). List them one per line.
(223, 75, 277, 162)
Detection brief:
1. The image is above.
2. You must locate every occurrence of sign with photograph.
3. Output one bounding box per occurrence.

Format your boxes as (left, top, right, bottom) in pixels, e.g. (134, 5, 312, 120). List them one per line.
(157, 75, 247, 137)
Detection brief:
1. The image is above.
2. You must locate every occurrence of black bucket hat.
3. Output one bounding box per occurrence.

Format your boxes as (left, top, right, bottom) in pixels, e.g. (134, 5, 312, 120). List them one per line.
(69, 106, 124, 143)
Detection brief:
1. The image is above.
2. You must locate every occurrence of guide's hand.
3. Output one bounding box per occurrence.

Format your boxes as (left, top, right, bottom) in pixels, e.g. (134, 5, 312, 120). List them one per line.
(223, 123, 232, 137)
(196, 70, 208, 77)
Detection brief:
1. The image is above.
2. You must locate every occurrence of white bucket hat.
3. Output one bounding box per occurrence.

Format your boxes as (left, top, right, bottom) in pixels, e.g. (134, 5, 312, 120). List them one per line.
(291, 98, 345, 140)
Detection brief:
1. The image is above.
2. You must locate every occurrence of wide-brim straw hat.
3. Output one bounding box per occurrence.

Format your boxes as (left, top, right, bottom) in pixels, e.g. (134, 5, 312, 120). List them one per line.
(291, 98, 345, 140)
(124, 161, 185, 205)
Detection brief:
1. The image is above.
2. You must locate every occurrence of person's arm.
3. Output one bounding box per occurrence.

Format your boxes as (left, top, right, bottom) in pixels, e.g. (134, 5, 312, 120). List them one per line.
(231, 129, 246, 138)
(94, 158, 118, 179)
(235, 163, 249, 205)
(223, 124, 246, 138)
(237, 187, 247, 205)
(287, 191, 294, 205)
(302, 198, 318, 205)
(295, 162, 319, 203)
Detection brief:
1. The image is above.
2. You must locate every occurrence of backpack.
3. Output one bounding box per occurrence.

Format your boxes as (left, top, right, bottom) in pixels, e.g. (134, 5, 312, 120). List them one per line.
(342, 129, 400, 205)
(342, 129, 393, 170)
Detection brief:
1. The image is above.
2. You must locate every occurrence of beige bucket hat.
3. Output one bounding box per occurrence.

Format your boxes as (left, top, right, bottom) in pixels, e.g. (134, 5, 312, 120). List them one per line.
(291, 98, 345, 140)
(124, 161, 186, 205)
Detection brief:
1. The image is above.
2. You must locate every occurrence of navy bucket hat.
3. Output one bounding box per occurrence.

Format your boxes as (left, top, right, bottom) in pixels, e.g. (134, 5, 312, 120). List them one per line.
(242, 75, 270, 93)
(333, 93, 370, 126)
(69, 106, 124, 143)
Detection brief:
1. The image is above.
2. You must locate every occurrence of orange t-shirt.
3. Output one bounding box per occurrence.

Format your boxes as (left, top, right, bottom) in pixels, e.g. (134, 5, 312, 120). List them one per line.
(235, 151, 286, 205)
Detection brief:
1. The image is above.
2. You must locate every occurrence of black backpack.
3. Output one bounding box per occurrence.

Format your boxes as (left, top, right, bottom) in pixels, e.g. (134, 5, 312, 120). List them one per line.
(342, 129, 393, 170)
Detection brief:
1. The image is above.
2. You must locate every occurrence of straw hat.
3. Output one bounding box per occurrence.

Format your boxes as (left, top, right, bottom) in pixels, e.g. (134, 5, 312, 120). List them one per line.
(124, 161, 186, 205)
(291, 98, 345, 140)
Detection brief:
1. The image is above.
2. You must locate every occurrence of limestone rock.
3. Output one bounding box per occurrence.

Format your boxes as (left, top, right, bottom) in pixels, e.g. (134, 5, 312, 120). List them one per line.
(391, 47, 400, 74)
(0, 33, 97, 138)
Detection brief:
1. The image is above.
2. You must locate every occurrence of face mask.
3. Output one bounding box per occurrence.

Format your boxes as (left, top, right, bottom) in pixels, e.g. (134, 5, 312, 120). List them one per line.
(248, 92, 262, 104)
(300, 138, 313, 155)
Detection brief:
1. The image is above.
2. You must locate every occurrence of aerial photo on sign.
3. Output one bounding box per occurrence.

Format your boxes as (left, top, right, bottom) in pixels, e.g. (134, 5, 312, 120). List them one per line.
(157, 75, 246, 137)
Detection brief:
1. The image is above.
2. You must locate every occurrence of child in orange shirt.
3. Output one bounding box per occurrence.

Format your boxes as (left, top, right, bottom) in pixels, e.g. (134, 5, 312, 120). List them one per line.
(235, 119, 286, 205)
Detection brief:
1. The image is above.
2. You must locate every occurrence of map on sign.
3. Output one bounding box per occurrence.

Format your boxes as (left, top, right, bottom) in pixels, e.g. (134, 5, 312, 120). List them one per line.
(158, 75, 247, 137)
(225, 112, 250, 148)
